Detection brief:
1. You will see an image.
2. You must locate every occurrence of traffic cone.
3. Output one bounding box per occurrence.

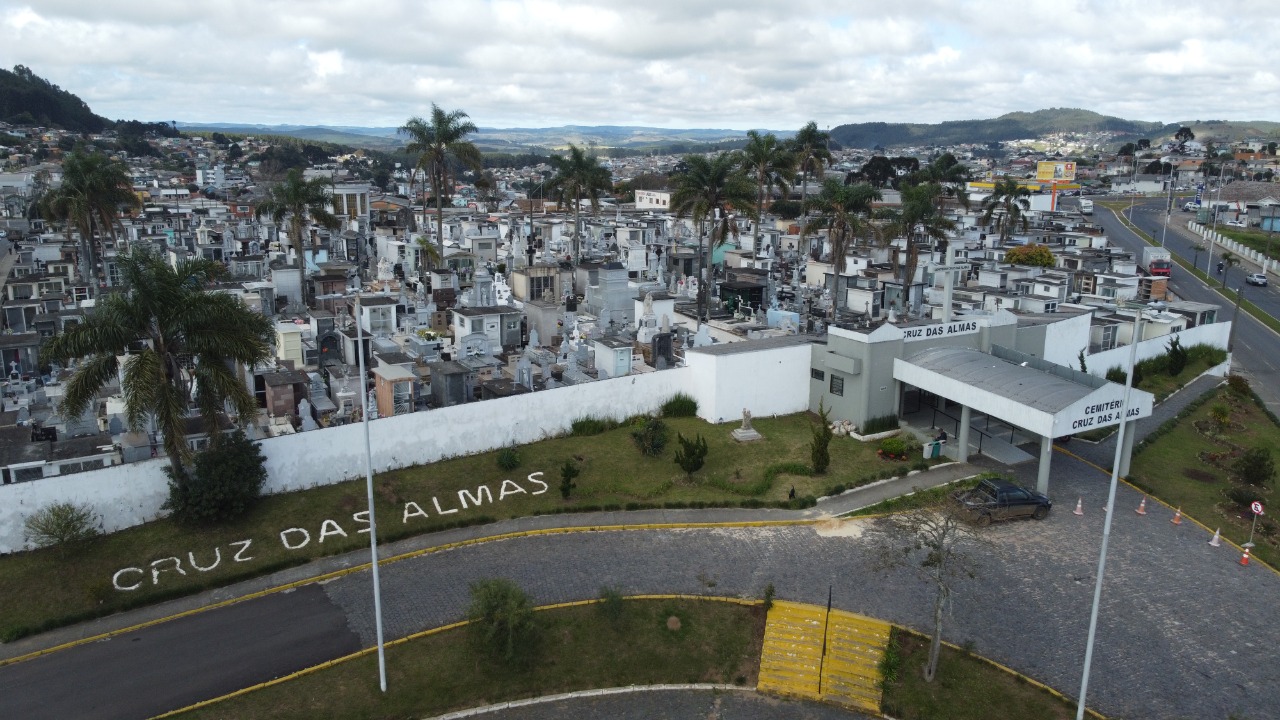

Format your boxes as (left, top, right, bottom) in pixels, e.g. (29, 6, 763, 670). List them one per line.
(1136, 497, 1148, 515)
(1209, 528, 1221, 547)
(1240, 548, 1250, 567)
(1171, 507, 1183, 525)
(1073, 498, 1084, 516)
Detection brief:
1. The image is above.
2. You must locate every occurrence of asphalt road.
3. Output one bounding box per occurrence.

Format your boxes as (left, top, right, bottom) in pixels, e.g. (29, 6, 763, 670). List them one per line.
(1083, 199, 1280, 409)
(0, 584, 361, 720)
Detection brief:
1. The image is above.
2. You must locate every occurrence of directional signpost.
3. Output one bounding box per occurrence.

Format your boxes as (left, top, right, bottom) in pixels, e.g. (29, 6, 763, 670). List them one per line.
(1245, 501, 1264, 549)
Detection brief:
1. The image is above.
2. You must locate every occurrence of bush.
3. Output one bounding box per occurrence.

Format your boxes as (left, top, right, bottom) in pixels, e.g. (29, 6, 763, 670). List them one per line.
(23, 501, 100, 552)
(810, 402, 833, 474)
(1105, 366, 1128, 385)
(631, 417, 669, 456)
(598, 585, 625, 625)
(763, 582, 776, 611)
(879, 436, 907, 457)
(467, 578, 538, 665)
(1227, 374, 1252, 397)
(571, 416, 617, 436)
(1225, 485, 1264, 510)
(1232, 446, 1275, 488)
(1166, 336, 1188, 376)
(559, 460, 580, 499)
(673, 432, 709, 478)
(862, 414, 900, 435)
(163, 430, 267, 525)
(661, 393, 698, 417)
(496, 447, 521, 471)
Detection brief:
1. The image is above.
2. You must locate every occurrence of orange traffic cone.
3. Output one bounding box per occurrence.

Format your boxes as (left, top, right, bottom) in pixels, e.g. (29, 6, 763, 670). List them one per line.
(1136, 497, 1148, 515)
(1073, 498, 1084, 516)
(1240, 548, 1251, 567)
(1171, 507, 1183, 525)
(1209, 528, 1222, 547)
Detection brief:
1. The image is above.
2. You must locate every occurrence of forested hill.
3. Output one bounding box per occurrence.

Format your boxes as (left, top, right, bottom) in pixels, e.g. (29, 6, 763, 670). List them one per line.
(830, 108, 1166, 148)
(0, 65, 112, 132)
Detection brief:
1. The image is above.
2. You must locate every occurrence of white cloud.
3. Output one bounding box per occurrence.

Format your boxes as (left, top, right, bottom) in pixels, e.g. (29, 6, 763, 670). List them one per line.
(0, 0, 1275, 130)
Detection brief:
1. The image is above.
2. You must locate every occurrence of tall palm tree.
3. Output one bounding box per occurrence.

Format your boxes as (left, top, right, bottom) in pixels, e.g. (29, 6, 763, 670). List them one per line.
(255, 168, 340, 310)
(802, 179, 881, 311)
(790, 122, 832, 214)
(980, 177, 1032, 242)
(41, 248, 274, 473)
(400, 106, 483, 269)
(911, 153, 971, 211)
(38, 150, 141, 296)
(740, 130, 795, 251)
(546, 144, 612, 262)
(669, 152, 757, 324)
(1220, 250, 1239, 289)
(881, 183, 957, 305)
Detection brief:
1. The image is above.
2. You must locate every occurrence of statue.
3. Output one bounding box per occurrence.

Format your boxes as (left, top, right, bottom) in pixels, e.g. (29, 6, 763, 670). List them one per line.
(376, 254, 394, 281)
(741, 408, 753, 431)
(732, 406, 762, 442)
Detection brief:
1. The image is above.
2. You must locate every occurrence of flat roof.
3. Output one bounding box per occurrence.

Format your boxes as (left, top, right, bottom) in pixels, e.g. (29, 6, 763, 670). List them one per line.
(687, 334, 818, 357)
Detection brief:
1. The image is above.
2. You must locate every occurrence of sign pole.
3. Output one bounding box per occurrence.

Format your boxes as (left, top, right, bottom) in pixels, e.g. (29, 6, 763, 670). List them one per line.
(356, 294, 389, 692)
(1245, 502, 1262, 548)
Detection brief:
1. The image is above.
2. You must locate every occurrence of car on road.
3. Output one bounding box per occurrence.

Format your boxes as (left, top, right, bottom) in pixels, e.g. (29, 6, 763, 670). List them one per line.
(1225, 219, 1248, 228)
(1183, 202, 1200, 211)
(952, 478, 1052, 525)
(1247, 273, 1269, 286)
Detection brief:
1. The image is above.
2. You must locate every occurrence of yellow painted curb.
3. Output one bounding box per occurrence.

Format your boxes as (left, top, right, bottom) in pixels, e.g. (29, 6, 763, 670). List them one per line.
(1, 520, 808, 669)
(149, 595, 761, 719)
(1053, 444, 1280, 578)
(893, 625, 1108, 720)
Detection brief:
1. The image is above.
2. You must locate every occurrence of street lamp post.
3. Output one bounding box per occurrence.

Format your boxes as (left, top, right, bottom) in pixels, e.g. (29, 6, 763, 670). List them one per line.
(355, 294, 388, 692)
(1075, 307, 1143, 720)
(1205, 165, 1226, 275)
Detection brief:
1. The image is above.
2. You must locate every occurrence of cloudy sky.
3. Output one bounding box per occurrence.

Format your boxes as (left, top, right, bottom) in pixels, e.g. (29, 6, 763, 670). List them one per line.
(3, 0, 1276, 131)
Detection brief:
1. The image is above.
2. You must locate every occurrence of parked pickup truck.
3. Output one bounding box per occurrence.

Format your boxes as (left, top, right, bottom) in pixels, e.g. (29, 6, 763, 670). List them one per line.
(952, 478, 1052, 525)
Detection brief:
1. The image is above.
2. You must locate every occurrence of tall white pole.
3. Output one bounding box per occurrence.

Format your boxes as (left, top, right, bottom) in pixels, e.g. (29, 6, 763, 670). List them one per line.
(1075, 309, 1142, 720)
(356, 294, 388, 692)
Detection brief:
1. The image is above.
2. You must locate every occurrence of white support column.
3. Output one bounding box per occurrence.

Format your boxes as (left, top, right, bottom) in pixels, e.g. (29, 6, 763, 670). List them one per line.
(1038, 434, 1053, 495)
(956, 404, 971, 462)
(1118, 421, 1137, 477)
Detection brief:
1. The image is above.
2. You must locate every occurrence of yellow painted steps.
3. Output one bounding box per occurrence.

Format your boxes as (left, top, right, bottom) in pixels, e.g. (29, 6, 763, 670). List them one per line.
(757, 600, 891, 714)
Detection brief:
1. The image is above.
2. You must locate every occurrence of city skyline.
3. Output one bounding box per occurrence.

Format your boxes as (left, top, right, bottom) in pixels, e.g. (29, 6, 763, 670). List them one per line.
(2, 1, 1278, 131)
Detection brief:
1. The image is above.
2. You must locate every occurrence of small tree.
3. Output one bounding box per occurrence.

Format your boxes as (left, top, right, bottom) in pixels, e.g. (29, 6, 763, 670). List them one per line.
(23, 501, 101, 553)
(873, 500, 986, 683)
(1208, 404, 1232, 434)
(559, 459, 580, 499)
(631, 417, 669, 457)
(164, 430, 268, 525)
(673, 433, 709, 478)
(1166, 336, 1188, 377)
(467, 578, 538, 665)
(1003, 243, 1055, 267)
(1077, 349, 1088, 374)
(811, 401, 834, 474)
(1233, 446, 1275, 488)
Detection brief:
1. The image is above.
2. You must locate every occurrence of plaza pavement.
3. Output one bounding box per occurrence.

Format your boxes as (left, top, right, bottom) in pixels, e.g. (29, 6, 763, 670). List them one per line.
(4, 371, 1277, 720)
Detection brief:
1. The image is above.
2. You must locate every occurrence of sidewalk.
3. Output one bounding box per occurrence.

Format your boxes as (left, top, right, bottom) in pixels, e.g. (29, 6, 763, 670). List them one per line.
(0, 460, 981, 663)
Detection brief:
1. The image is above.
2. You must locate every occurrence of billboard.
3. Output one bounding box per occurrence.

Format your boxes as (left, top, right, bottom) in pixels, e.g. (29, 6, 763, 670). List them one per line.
(1036, 161, 1076, 181)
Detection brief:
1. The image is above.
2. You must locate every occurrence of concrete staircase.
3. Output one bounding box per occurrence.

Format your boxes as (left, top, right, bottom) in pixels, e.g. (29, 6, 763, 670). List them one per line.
(756, 600, 891, 714)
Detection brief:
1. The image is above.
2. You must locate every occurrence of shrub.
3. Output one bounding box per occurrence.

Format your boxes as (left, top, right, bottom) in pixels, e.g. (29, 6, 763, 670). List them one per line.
(163, 430, 267, 525)
(661, 393, 698, 417)
(23, 501, 100, 552)
(571, 416, 617, 436)
(673, 432, 709, 478)
(496, 447, 521, 471)
(879, 436, 907, 457)
(1232, 446, 1275, 488)
(559, 460, 580, 499)
(862, 414, 900, 435)
(467, 578, 538, 665)
(631, 417, 669, 456)
(1105, 367, 1128, 384)
(1166, 336, 1188, 376)
(810, 401, 833, 474)
(1186, 343, 1227, 366)
(1225, 485, 1264, 510)
(598, 585, 625, 625)
(1227, 374, 1252, 396)
(763, 582, 776, 611)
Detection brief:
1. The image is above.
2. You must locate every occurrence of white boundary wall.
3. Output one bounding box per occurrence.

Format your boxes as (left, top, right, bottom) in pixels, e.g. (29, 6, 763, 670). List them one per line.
(2, 340, 816, 553)
(1189, 221, 1276, 274)
(1084, 322, 1231, 377)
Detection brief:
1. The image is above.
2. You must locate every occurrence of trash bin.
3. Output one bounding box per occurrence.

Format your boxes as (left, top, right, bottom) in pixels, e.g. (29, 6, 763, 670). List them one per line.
(927, 441, 943, 459)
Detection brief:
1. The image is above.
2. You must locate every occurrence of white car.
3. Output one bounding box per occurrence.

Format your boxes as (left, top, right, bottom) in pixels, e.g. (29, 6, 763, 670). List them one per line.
(1225, 219, 1248, 228)
(1246, 273, 1268, 287)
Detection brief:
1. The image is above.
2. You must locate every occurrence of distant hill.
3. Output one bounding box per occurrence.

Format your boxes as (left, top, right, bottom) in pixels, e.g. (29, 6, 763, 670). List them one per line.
(0, 65, 111, 132)
(830, 108, 1165, 148)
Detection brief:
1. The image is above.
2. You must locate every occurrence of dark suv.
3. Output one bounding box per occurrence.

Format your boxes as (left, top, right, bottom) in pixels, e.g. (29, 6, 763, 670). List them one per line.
(953, 478, 1052, 525)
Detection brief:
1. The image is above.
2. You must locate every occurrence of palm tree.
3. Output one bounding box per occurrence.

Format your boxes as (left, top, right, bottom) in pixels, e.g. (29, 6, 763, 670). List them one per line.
(740, 130, 795, 251)
(790, 122, 832, 214)
(400, 106, 483, 269)
(881, 183, 957, 304)
(802, 179, 881, 311)
(1220, 250, 1239, 288)
(980, 178, 1032, 242)
(414, 235, 442, 282)
(546, 144, 612, 262)
(911, 153, 971, 211)
(669, 152, 757, 324)
(255, 168, 340, 310)
(38, 150, 141, 296)
(41, 248, 274, 473)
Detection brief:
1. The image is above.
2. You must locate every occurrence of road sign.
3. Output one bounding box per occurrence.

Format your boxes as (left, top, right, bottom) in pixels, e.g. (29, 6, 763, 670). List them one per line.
(1251, 501, 1264, 516)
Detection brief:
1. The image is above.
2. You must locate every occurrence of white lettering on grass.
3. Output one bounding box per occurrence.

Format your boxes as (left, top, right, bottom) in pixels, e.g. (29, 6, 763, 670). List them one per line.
(432, 496, 459, 515)
(318, 519, 348, 543)
(458, 485, 493, 509)
(353, 510, 371, 534)
(498, 479, 527, 500)
(527, 472, 548, 494)
(150, 557, 186, 585)
(113, 567, 144, 591)
(231, 539, 254, 562)
(403, 501, 429, 523)
(187, 548, 221, 572)
(280, 528, 311, 550)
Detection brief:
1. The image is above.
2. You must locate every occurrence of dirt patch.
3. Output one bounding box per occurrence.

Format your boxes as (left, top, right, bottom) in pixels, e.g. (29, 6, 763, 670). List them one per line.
(1182, 468, 1220, 483)
(667, 615, 682, 631)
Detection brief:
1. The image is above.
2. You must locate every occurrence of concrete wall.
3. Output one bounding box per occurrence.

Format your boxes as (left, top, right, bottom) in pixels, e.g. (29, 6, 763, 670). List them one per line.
(686, 343, 812, 424)
(1084, 321, 1230, 377)
(1190, 221, 1277, 274)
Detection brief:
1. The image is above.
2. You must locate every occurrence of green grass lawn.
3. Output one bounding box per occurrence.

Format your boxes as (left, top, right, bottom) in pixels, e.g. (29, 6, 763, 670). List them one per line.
(0, 413, 933, 642)
(880, 629, 1081, 720)
(1130, 386, 1280, 568)
(177, 598, 765, 720)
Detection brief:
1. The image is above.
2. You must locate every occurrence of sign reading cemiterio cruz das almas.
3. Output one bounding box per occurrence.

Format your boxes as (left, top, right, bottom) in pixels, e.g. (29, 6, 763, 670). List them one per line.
(902, 320, 981, 343)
